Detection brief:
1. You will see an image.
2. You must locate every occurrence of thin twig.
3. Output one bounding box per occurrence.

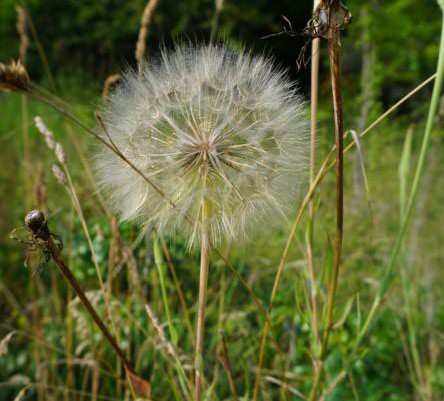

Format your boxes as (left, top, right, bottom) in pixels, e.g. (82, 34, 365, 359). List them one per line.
(135, 0, 161, 70)
(24, 211, 134, 373)
(210, 0, 225, 43)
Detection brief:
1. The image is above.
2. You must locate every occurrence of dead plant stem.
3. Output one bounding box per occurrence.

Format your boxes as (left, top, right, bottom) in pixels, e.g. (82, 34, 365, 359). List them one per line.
(308, 0, 322, 358)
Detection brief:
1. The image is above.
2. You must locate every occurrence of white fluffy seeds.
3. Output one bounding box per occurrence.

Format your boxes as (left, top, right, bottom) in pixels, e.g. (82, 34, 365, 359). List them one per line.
(96, 45, 308, 246)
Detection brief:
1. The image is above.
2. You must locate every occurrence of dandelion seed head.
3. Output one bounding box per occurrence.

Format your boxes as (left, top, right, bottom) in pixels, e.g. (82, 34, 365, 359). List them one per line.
(96, 45, 309, 247)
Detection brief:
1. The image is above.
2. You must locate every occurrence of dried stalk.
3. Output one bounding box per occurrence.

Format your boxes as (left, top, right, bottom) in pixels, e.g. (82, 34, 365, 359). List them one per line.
(24, 210, 134, 372)
(307, 0, 322, 368)
(210, 0, 225, 43)
(308, 1, 348, 399)
(253, 3, 350, 399)
(321, 0, 345, 357)
(135, 0, 160, 69)
(23, 210, 151, 398)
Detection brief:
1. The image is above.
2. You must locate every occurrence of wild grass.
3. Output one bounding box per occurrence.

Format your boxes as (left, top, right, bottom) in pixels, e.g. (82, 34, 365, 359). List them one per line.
(0, 1, 444, 401)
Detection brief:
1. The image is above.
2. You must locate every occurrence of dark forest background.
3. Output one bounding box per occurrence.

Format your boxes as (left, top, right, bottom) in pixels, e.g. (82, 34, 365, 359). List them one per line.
(1, 0, 441, 104)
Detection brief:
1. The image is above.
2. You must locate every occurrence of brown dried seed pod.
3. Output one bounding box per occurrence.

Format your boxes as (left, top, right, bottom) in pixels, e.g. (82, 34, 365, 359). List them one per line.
(24, 210, 50, 241)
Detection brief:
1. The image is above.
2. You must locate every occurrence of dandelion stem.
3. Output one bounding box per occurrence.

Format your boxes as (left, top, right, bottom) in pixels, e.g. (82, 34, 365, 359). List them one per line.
(194, 199, 211, 401)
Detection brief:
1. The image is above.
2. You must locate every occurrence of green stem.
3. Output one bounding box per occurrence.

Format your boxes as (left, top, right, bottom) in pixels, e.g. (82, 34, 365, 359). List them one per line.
(194, 200, 211, 401)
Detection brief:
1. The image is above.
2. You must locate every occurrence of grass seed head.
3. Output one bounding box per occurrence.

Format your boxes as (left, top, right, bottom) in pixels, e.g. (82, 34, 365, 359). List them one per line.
(0, 60, 29, 92)
(96, 44, 309, 246)
(55, 143, 67, 165)
(34, 116, 56, 150)
(52, 164, 67, 186)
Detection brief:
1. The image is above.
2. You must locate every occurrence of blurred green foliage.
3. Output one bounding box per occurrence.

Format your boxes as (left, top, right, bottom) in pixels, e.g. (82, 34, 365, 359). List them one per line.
(0, 1, 441, 92)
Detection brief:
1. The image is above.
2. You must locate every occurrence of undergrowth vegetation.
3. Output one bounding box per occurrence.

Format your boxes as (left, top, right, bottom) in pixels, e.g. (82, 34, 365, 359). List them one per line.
(0, 1, 443, 401)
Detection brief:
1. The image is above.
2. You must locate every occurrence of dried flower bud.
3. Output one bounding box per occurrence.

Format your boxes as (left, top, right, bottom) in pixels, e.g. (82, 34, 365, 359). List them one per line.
(24, 210, 50, 240)
(52, 164, 67, 186)
(0, 60, 29, 92)
(55, 143, 66, 165)
(34, 116, 55, 150)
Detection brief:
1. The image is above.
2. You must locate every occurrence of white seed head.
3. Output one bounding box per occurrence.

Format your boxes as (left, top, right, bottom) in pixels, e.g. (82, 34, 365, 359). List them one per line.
(54, 142, 66, 165)
(34, 116, 55, 150)
(96, 45, 309, 247)
(52, 163, 67, 186)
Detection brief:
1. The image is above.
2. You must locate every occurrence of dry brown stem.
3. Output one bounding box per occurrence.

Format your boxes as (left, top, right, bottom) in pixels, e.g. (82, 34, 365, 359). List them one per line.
(135, 0, 161, 68)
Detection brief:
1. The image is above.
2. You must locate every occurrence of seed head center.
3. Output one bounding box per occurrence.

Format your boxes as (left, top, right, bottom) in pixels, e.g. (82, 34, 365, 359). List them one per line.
(198, 141, 211, 152)
(194, 140, 213, 162)
(178, 138, 220, 171)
